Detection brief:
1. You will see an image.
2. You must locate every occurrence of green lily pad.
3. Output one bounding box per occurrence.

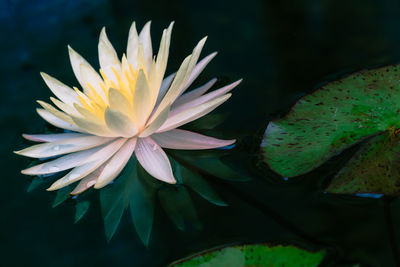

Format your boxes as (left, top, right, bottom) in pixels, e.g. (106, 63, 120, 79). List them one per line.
(327, 129, 400, 195)
(169, 244, 326, 267)
(262, 65, 400, 195)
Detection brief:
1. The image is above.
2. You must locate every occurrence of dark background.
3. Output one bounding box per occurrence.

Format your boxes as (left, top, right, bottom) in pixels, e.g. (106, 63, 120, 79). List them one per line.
(3, 0, 400, 266)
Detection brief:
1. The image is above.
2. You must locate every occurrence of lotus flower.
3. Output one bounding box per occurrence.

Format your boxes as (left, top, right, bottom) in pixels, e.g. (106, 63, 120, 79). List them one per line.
(15, 21, 240, 194)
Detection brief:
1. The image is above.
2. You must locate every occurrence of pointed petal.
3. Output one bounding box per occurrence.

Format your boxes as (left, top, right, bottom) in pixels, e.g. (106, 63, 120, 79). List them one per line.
(132, 70, 152, 127)
(127, 22, 140, 68)
(170, 79, 241, 116)
(79, 63, 107, 100)
(152, 37, 207, 122)
(139, 21, 153, 73)
(36, 109, 80, 132)
(148, 55, 191, 124)
(71, 115, 116, 137)
(95, 138, 137, 188)
(50, 97, 80, 117)
(173, 78, 217, 107)
(73, 103, 103, 124)
(148, 22, 174, 100)
(21, 146, 103, 175)
(181, 52, 217, 93)
(158, 94, 231, 132)
(135, 137, 175, 184)
(155, 72, 176, 107)
(70, 171, 99, 195)
(151, 129, 235, 150)
(108, 88, 132, 117)
(47, 138, 127, 191)
(40, 72, 79, 105)
(37, 100, 75, 125)
(105, 108, 138, 137)
(68, 45, 99, 95)
(98, 27, 121, 84)
(15, 135, 112, 158)
(22, 133, 86, 142)
(140, 104, 171, 137)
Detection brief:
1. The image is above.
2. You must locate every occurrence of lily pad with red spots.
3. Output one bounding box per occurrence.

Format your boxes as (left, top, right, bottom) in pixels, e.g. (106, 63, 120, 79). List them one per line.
(262, 64, 400, 196)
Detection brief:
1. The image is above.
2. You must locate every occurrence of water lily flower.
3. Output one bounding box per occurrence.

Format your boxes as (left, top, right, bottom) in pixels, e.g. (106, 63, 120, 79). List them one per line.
(15, 21, 240, 194)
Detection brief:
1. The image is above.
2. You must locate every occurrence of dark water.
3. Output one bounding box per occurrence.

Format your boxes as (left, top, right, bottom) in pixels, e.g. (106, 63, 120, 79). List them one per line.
(3, 0, 400, 266)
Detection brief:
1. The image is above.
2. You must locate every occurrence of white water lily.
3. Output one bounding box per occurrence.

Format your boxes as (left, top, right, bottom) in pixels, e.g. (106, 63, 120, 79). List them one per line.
(15, 21, 240, 194)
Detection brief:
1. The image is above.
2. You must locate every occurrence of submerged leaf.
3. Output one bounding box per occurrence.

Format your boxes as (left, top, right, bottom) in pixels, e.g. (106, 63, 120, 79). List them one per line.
(74, 201, 90, 223)
(52, 185, 72, 207)
(100, 157, 136, 241)
(158, 185, 202, 231)
(179, 165, 228, 206)
(172, 150, 249, 181)
(262, 64, 400, 195)
(169, 244, 326, 267)
(27, 177, 48, 192)
(129, 164, 159, 246)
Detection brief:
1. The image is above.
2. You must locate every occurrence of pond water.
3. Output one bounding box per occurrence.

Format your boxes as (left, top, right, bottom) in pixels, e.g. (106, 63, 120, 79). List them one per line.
(3, 0, 400, 266)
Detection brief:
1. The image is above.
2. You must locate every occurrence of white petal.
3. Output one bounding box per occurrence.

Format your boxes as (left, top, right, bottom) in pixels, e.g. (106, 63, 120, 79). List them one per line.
(148, 22, 174, 99)
(149, 55, 191, 124)
(71, 115, 117, 137)
(155, 72, 176, 107)
(70, 171, 99, 195)
(140, 104, 171, 137)
(132, 70, 152, 127)
(108, 88, 133, 117)
(158, 94, 231, 132)
(15, 135, 112, 158)
(181, 52, 217, 94)
(22, 133, 86, 142)
(73, 103, 103, 124)
(47, 138, 127, 191)
(37, 109, 80, 132)
(71, 164, 107, 195)
(152, 37, 207, 121)
(173, 78, 217, 107)
(21, 146, 103, 175)
(40, 72, 79, 105)
(68, 46, 99, 95)
(37, 100, 75, 125)
(139, 21, 153, 73)
(79, 64, 107, 100)
(98, 27, 121, 84)
(135, 137, 176, 184)
(170, 79, 241, 116)
(151, 129, 235, 150)
(105, 108, 138, 137)
(50, 97, 80, 117)
(127, 22, 140, 68)
(94, 138, 137, 188)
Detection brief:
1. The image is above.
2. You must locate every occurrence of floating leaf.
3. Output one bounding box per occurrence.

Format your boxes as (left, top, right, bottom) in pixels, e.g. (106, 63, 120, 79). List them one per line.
(158, 185, 202, 231)
(52, 185, 72, 207)
(169, 244, 326, 267)
(74, 201, 90, 223)
(262, 65, 400, 195)
(327, 130, 400, 195)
